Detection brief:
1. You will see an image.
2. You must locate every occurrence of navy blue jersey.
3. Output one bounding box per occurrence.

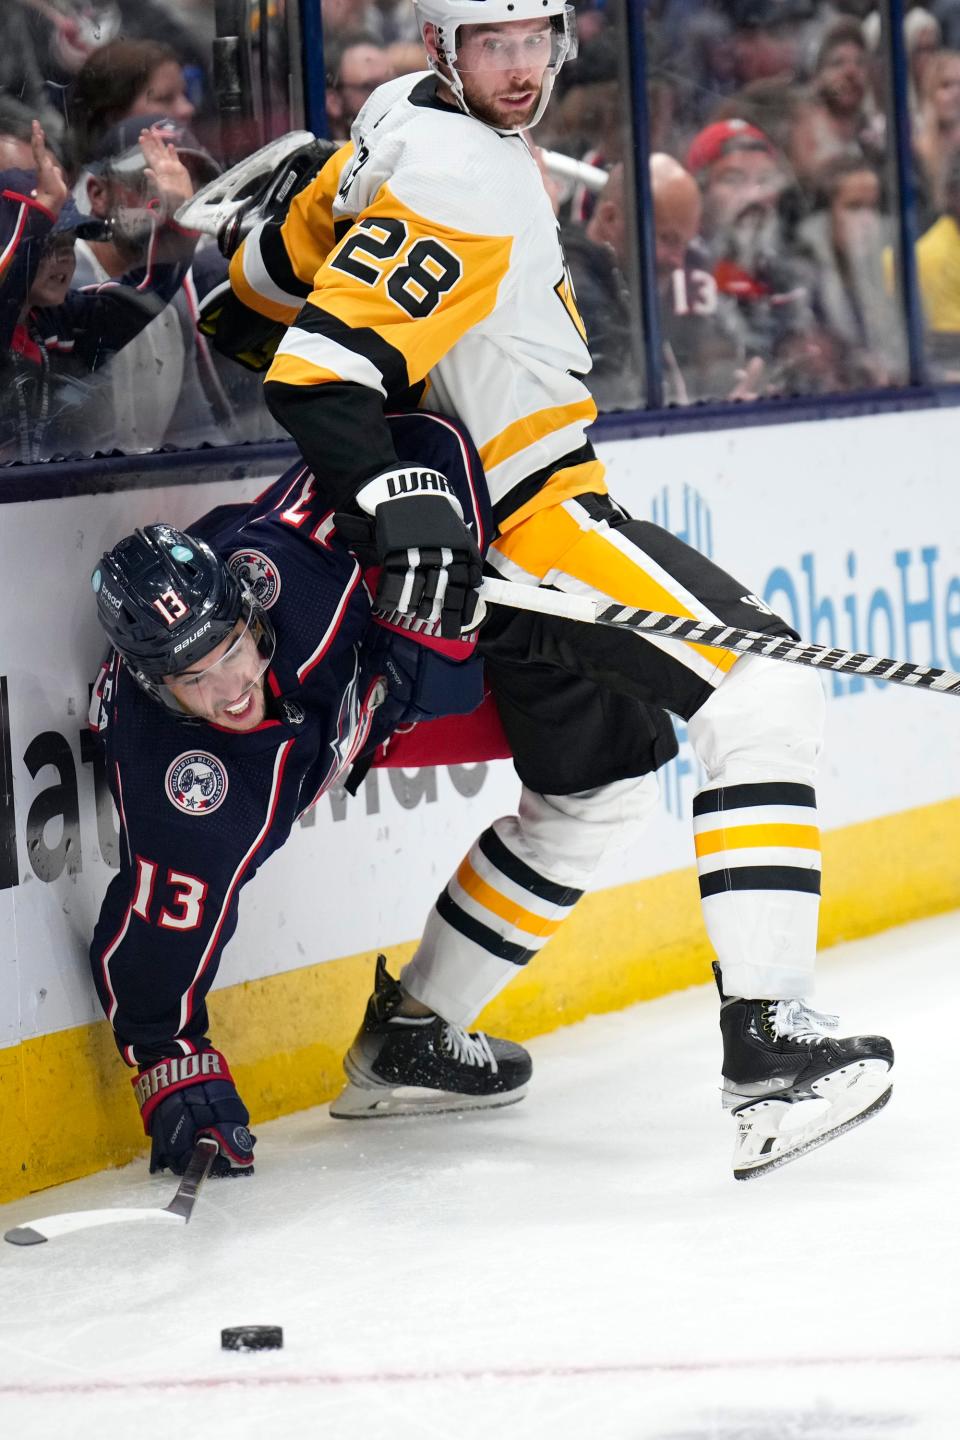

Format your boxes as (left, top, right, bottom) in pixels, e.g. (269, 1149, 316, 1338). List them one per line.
(90, 411, 490, 1067)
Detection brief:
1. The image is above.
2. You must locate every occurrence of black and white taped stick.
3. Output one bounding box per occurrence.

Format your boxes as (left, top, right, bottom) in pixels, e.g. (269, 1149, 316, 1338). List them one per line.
(478, 578, 960, 696)
(3, 1137, 219, 1247)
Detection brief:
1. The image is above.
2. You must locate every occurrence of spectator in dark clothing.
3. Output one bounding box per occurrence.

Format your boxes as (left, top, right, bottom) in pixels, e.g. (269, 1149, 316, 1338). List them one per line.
(0, 121, 199, 463)
(325, 33, 394, 142)
(561, 163, 642, 411)
(70, 114, 221, 453)
(650, 152, 751, 404)
(0, 2, 66, 143)
(688, 117, 823, 391)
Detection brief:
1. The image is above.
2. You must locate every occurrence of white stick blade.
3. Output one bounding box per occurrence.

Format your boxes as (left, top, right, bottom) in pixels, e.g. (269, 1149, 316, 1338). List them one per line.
(4, 1207, 185, 1245)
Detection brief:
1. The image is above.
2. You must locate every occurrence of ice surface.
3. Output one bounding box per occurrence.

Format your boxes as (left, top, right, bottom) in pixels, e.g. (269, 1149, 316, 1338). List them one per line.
(2, 913, 958, 1439)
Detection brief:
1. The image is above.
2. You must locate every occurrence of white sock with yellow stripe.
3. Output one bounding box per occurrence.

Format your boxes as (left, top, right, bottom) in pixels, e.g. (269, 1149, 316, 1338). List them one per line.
(693, 780, 821, 1000)
(401, 776, 659, 1025)
(401, 822, 583, 1024)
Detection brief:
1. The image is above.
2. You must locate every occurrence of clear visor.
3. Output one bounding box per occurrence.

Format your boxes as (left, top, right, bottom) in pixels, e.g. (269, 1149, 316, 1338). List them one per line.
(452, 9, 577, 73)
(154, 599, 276, 717)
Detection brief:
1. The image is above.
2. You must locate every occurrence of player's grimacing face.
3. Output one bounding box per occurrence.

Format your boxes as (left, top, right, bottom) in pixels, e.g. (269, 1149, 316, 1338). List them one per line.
(164, 621, 267, 731)
(449, 19, 553, 128)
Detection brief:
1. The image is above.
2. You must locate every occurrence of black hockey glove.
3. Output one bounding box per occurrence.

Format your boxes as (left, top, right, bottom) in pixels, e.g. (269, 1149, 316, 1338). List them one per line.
(133, 1047, 256, 1177)
(353, 466, 484, 639)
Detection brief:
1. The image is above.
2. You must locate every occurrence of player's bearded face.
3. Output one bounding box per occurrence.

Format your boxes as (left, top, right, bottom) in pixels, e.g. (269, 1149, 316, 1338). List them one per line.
(450, 19, 551, 128)
(164, 621, 268, 731)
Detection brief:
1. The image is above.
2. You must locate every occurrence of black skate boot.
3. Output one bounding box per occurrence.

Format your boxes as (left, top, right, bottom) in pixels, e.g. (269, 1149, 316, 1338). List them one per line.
(714, 963, 893, 1180)
(329, 956, 532, 1118)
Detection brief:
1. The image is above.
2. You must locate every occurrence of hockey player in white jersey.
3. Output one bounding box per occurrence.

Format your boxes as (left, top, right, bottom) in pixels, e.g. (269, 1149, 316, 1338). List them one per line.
(221, 0, 893, 1178)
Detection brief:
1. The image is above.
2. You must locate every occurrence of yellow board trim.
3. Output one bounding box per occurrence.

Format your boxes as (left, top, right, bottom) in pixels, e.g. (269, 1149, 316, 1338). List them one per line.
(694, 823, 821, 857)
(3, 796, 960, 1205)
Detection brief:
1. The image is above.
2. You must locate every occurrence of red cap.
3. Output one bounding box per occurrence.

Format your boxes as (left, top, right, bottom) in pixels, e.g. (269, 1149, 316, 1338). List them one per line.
(686, 119, 777, 175)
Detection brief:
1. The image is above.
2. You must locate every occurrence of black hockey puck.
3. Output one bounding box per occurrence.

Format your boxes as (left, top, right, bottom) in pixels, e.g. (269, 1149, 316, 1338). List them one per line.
(221, 1325, 283, 1352)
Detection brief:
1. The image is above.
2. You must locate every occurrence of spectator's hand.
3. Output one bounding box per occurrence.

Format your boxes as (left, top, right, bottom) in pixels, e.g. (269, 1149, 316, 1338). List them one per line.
(30, 120, 68, 217)
(140, 130, 194, 214)
(727, 357, 765, 401)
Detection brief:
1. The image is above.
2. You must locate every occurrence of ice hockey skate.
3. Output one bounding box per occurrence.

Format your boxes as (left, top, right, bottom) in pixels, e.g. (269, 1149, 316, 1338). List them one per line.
(329, 956, 532, 1118)
(715, 964, 893, 1180)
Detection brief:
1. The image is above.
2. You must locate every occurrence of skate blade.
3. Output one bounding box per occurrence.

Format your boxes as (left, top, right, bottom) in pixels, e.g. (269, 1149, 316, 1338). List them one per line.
(329, 1082, 528, 1120)
(732, 1062, 892, 1180)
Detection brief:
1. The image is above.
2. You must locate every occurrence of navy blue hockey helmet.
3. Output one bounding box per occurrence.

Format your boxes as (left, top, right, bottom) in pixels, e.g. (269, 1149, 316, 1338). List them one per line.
(91, 525, 274, 714)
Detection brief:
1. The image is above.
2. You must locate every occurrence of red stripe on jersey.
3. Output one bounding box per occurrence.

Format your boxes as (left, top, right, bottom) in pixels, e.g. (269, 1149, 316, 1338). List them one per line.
(296, 561, 362, 682)
(207, 669, 285, 731)
(367, 599, 477, 658)
(208, 713, 282, 735)
(98, 901, 133, 1029)
(251, 464, 308, 513)
(98, 760, 135, 1032)
(0, 200, 28, 281)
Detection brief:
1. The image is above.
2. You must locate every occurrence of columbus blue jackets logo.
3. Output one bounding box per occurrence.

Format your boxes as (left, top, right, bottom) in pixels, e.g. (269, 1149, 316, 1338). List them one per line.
(228, 549, 281, 609)
(165, 752, 229, 816)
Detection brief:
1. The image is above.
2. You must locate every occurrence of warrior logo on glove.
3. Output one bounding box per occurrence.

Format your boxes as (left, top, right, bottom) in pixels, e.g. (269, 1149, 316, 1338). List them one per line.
(353, 465, 484, 639)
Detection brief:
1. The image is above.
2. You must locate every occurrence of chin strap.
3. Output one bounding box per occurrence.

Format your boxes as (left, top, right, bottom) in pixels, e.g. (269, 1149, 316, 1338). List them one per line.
(429, 54, 558, 134)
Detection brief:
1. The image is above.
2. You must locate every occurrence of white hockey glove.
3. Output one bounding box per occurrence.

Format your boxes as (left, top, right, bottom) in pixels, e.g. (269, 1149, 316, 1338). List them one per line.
(355, 467, 484, 639)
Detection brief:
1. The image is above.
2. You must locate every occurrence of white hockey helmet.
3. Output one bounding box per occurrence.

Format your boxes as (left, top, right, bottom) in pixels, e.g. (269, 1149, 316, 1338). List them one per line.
(412, 0, 578, 131)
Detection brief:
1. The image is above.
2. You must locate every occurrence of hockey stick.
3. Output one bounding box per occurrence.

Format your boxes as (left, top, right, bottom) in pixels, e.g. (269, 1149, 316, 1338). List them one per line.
(539, 148, 609, 194)
(478, 578, 960, 696)
(175, 136, 610, 239)
(3, 1138, 219, 1247)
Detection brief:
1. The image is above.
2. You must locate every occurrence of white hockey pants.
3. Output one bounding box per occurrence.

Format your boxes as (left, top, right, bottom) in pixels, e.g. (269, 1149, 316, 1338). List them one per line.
(401, 654, 825, 1024)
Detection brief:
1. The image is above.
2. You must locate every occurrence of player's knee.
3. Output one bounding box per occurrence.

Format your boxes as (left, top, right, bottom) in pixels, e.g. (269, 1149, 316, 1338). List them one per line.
(688, 655, 825, 786)
(498, 774, 660, 887)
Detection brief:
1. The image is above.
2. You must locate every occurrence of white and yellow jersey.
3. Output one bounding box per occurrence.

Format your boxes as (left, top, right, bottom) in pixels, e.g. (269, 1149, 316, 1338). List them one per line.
(234, 73, 606, 530)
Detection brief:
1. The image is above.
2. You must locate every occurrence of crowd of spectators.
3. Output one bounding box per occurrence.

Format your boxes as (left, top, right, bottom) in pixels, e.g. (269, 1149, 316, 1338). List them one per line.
(2, 0, 959, 468)
(0, 0, 283, 465)
(636, 0, 960, 395)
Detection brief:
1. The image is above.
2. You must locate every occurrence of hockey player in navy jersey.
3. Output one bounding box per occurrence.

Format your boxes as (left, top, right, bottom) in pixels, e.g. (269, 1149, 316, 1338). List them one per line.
(89, 411, 533, 1178)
